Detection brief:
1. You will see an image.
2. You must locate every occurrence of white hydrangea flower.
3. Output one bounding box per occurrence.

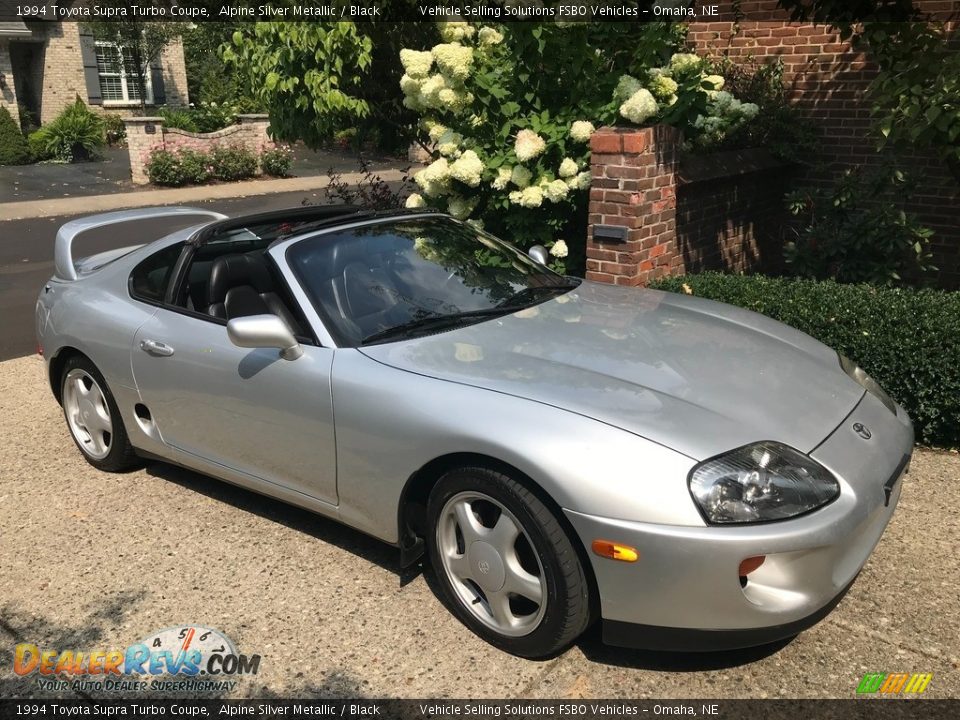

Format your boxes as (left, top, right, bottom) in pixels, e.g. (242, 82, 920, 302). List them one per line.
(399, 74, 421, 96)
(400, 49, 434, 79)
(650, 74, 679, 101)
(414, 157, 451, 197)
(447, 195, 476, 220)
(419, 73, 449, 106)
(428, 123, 449, 142)
(613, 75, 644, 103)
(558, 157, 578, 178)
(477, 27, 504, 46)
(514, 129, 546, 162)
(569, 120, 595, 143)
(620, 88, 659, 124)
(518, 185, 544, 208)
(437, 87, 472, 112)
(432, 43, 474, 81)
(543, 179, 570, 203)
(405, 193, 426, 209)
(550, 240, 569, 258)
(436, 129, 463, 157)
(566, 170, 591, 190)
(492, 166, 512, 190)
(468, 114, 483, 128)
(510, 165, 532, 188)
(703, 74, 725, 91)
(402, 95, 423, 111)
(449, 150, 484, 187)
(438, 21, 475, 43)
(670, 52, 702, 75)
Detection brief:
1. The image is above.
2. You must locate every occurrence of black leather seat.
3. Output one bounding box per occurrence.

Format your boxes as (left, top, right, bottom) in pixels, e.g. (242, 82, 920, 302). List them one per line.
(206, 252, 302, 334)
(320, 240, 411, 342)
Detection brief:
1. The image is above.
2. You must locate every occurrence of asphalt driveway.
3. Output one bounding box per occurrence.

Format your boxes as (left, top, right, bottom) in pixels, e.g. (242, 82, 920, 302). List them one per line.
(1, 354, 957, 699)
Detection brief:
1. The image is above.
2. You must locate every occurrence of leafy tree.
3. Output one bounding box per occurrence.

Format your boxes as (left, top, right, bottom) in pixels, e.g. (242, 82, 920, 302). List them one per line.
(223, 19, 435, 152)
(83, 0, 181, 114)
(777, 0, 960, 181)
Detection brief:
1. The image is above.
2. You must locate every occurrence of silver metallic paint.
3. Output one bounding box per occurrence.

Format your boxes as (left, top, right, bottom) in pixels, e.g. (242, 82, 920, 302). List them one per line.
(37, 208, 913, 638)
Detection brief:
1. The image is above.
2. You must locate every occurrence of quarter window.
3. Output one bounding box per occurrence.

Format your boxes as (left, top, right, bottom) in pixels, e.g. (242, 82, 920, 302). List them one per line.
(129, 243, 183, 303)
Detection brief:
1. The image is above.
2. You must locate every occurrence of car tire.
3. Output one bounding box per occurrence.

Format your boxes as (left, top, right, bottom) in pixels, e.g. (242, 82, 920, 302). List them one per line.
(426, 466, 592, 658)
(60, 355, 139, 472)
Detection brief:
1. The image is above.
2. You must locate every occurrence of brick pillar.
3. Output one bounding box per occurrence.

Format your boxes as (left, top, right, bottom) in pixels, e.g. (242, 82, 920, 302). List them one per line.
(124, 117, 165, 185)
(236, 114, 273, 155)
(587, 125, 683, 286)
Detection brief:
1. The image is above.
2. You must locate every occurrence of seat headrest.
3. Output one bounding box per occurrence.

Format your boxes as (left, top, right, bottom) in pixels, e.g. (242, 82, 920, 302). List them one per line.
(208, 253, 274, 307)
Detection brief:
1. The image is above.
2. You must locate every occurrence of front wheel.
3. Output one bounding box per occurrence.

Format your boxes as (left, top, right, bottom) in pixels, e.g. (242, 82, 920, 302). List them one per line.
(426, 466, 592, 658)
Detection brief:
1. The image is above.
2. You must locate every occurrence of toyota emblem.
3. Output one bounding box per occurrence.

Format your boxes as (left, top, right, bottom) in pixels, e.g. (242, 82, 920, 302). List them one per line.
(853, 422, 872, 440)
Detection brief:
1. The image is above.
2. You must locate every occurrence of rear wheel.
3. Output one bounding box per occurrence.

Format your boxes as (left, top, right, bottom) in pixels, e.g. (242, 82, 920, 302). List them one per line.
(60, 355, 139, 472)
(426, 466, 591, 658)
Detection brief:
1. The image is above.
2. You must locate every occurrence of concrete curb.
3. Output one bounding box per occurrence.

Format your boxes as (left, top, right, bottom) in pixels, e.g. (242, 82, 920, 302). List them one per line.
(0, 169, 409, 222)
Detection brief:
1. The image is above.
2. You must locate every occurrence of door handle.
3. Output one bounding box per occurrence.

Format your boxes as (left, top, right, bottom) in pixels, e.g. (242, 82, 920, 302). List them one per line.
(140, 339, 175, 357)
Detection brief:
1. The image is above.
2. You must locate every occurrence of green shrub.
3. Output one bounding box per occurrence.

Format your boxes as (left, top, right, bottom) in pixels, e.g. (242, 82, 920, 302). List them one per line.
(158, 103, 238, 134)
(785, 166, 936, 286)
(102, 113, 127, 145)
(210, 145, 257, 181)
(145, 149, 187, 187)
(27, 130, 52, 161)
(649, 272, 960, 448)
(178, 149, 213, 184)
(0, 106, 32, 165)
(158, 107, 200, 133)
(260, 146, 292, 177)
(31, 98, 104, 162)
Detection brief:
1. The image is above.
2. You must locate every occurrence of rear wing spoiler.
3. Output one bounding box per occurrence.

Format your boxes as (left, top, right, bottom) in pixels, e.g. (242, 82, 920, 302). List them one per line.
(54, 207, 228, 281)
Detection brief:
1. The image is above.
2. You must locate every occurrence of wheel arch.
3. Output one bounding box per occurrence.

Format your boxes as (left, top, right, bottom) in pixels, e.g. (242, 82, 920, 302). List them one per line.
(397, 451, 600, 617)
(48, 346, 89, 404)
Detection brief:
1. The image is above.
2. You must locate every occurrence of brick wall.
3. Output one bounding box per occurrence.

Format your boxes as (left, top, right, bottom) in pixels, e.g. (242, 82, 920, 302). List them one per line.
(586, 126, 682, 287)
(158, 38, 189, 108)
(686, 4, 960, 287)
(0, 39, 17, 124)
(125, 114, 274, 184)
(587, 126, 793, 286)
(37, 23, 88, 124)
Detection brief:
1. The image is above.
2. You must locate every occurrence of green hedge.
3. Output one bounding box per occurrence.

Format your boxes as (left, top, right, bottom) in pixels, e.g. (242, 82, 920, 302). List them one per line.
(649, 272, 960, 448)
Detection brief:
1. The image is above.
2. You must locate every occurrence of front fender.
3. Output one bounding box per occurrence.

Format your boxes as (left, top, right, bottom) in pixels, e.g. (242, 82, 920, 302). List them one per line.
(331, 350, 703, 544)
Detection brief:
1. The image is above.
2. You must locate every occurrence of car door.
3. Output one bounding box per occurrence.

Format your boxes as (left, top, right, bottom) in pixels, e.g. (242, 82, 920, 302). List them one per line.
(130, 304, 338, 506)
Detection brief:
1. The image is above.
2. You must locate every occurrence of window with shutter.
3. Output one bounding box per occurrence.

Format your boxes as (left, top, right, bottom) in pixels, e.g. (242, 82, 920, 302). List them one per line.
(95, 42, 153, 105)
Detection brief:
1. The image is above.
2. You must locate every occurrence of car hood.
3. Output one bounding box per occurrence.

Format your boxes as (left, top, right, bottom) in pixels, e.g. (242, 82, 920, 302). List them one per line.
(359, 282, 864, 460)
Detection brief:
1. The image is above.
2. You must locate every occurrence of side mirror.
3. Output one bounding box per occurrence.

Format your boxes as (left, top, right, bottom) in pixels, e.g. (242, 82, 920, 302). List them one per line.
(227, 314, 303, 361)
(528, 245, 549, 265)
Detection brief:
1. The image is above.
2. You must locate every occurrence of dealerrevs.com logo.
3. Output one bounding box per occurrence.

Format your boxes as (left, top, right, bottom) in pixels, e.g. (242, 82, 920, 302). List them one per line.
(13, 625, 260, 694)
(856, 672, 933, 695)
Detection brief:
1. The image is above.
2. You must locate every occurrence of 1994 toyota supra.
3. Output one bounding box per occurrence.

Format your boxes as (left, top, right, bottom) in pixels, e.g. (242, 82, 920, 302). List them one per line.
(36, 205, 913, 658)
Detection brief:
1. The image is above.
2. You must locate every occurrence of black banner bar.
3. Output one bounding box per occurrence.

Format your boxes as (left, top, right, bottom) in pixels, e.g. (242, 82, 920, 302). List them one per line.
(0, 699, 958, 719)
(1, 1, 958, 24)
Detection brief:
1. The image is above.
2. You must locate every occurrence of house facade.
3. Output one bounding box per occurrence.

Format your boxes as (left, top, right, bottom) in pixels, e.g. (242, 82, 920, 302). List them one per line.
(0, 21, 188, 128)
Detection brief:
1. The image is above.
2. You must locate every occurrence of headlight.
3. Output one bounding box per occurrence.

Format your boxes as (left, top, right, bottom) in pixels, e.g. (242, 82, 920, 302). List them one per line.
(689, 442, 840, 524)
(839, 354, 897, 415)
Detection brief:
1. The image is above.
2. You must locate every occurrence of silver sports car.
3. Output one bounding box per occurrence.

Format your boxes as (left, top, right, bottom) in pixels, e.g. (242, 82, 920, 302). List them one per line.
(37, 205, 913, 658)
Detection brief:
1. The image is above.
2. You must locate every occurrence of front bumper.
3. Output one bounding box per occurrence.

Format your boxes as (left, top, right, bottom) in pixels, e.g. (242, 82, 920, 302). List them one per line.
(565, 390, 914, 650)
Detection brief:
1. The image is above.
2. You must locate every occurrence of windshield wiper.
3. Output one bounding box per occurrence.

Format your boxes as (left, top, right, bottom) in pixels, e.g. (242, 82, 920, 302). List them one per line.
(496, 282, 578, 309)
(362, 308, 510, 345)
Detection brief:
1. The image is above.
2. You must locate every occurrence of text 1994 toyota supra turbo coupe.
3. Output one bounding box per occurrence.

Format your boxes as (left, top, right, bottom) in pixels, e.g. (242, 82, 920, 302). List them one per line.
(37, 205, 913, 658)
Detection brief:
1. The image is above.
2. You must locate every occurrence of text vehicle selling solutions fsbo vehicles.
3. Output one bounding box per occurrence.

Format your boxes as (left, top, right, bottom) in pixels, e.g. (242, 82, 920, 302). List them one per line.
(36, 205, 913, 657)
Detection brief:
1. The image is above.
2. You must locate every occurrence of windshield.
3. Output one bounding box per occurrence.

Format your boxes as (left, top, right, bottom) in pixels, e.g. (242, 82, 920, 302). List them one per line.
(287, 216, 578, 346)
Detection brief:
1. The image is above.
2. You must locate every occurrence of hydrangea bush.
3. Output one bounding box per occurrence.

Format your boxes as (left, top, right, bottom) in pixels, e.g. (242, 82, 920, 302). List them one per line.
(400, 22, 759, 274)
